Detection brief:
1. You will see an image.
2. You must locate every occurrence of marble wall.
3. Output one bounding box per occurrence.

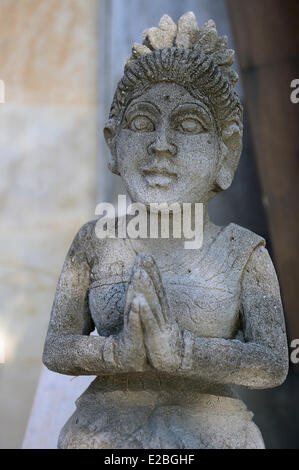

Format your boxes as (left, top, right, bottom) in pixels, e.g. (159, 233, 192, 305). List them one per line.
(0, 0, 99, 448)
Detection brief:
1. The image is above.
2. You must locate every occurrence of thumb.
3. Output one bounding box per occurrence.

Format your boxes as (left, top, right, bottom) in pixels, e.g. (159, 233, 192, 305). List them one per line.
(127, 296, 143, 341)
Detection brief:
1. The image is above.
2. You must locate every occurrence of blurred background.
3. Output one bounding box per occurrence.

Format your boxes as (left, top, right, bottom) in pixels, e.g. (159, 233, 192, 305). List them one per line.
(0, 0, 298, 449)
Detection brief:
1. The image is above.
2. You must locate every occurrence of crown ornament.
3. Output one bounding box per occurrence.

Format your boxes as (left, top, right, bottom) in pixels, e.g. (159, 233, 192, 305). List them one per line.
(127, 12, 238, 87)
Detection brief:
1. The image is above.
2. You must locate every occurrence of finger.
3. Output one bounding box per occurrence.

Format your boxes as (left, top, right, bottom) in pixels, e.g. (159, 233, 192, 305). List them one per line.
(124, 266, 162, 328)
(127, 296, 143, 342)
(124, 276, 137, 320)
(131, 267, 164, 328)
(135, 254, 170, 322)
(124, 287, 140, 331)
(124, 258, 149, 317)
(139, 295, 161, 336)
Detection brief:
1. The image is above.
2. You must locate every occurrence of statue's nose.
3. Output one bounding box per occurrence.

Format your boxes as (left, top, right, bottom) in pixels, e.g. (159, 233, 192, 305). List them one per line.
(147, 127, 177, 158)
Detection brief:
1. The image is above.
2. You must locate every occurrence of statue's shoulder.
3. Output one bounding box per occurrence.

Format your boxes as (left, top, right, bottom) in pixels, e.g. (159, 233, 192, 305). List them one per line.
(225, 222, 266, 250)
(71, 219, 105, 256)
(72, 217, 125, 254)
(74, 219, 98, 243)
(217, 223, 267, 272)
(227, 225, 281, 297)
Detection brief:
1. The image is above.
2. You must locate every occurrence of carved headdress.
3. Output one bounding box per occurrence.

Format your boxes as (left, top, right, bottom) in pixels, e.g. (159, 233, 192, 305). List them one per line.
(106, 12, 243, 188)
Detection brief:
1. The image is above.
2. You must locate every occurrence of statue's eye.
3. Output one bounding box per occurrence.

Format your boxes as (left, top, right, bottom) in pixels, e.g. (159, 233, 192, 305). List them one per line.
(129, 115, 155, 132)
(177, 117, 206, 134)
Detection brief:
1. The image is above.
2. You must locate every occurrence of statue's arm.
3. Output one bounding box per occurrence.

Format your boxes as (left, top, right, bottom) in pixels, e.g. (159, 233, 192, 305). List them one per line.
(42, 223, 146, 376)
(181, 245, 289, 388)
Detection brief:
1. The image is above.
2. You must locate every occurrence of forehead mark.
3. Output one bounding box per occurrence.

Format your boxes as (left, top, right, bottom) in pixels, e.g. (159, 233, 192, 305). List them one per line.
(125, 84, 215, 125)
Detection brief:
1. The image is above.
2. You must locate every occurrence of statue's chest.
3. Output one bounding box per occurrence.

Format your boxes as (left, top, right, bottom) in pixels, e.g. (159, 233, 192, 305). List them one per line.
(88, 253, 241, 339)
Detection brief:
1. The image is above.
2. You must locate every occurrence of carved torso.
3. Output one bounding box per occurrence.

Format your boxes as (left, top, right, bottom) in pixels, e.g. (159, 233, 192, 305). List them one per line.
(59, 223, 266, 449)
(88, 223, 265, 340)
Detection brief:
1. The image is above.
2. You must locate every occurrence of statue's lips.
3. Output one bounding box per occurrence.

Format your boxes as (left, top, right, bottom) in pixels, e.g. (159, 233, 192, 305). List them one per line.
(142, 168, 177, 188)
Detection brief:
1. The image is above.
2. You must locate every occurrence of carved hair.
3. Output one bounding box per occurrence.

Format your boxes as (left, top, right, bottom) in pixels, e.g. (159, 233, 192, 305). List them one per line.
(108, 13, 242, 135)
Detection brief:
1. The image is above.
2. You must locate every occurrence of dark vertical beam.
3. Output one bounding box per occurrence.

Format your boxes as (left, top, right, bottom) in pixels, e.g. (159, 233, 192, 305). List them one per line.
(227, 0, 299, 341)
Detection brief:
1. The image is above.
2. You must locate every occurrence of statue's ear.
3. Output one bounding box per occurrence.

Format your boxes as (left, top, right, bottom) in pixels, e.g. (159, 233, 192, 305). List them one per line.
(104, 120, 120, 176)
(215, 123, 242, 191)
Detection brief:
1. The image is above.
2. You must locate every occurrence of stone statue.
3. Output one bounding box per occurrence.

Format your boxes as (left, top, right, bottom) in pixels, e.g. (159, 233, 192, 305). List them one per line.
(43, 12, 289, 449)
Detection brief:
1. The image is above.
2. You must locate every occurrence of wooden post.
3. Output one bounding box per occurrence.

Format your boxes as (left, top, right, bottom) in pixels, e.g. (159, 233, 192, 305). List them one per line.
(227, 0, 299, 342)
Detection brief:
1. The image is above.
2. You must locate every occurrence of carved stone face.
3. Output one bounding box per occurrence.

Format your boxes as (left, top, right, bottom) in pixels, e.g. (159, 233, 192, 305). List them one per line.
(115, 83, 220, 205)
